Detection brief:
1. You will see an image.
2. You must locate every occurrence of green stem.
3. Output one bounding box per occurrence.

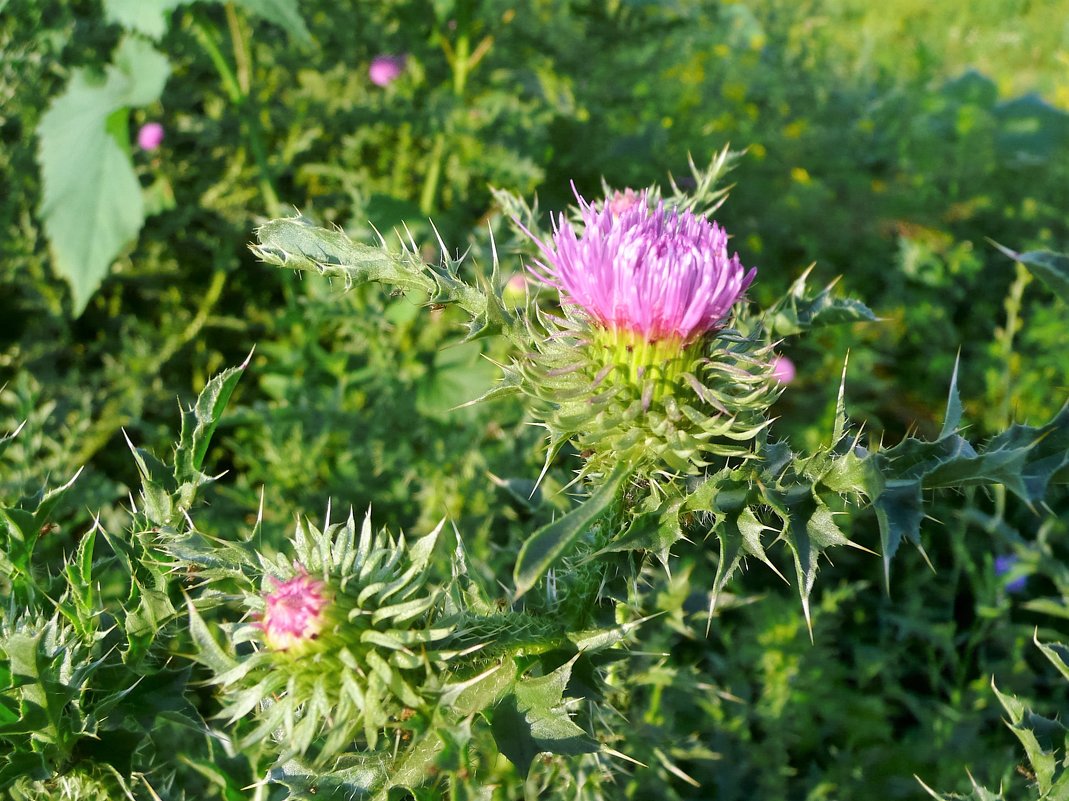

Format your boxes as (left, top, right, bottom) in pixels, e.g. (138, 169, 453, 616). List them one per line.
(419, 133, 446, 216)
(191, 14, 242, 103)
(996, 260, 1031, 429)
(419, 15, 480, 215)
(190, 11, 281, 217)
(452, 29, 471, 97)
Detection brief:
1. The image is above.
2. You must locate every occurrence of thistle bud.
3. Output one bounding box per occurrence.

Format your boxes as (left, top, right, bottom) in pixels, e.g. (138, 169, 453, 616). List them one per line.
(369, 55, 406, 87)
(137, 122, 164, 151)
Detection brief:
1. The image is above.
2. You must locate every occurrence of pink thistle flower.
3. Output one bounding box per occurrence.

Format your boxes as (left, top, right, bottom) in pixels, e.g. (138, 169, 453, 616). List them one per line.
(523, 188, 755, 344)
(137, 122, 164, 151)
(771, 355, 796, 384)
(369, 55, 406, 87)
(260, 570, 329, 651)
(605, 188, 641, 217)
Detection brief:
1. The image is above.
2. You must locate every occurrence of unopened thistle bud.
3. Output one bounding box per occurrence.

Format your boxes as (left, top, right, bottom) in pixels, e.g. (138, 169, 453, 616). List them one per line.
(206, 512, 466, 761)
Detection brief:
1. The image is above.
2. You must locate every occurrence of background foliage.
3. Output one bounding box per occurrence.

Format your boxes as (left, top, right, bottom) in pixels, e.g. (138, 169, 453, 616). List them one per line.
(2, 0, 1068, 798)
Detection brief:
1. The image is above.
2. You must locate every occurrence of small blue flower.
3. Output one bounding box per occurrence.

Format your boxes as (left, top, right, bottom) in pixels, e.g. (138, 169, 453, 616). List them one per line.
(994, 554, 1027, 593)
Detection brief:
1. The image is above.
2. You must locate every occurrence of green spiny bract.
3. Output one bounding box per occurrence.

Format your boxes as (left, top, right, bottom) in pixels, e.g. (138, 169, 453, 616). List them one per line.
(519, 304, 781, 480)
(199, 509, 477, 763)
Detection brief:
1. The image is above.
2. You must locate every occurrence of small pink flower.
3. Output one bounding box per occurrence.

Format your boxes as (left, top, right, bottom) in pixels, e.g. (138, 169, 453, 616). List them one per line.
(771, 355, 796, 384)
(369, 55, 406, 87)
(137, 122, 165, 151)
(260, 570, 329, 651)
(522, 188, 755, 344)
(606, 188, 640, 217)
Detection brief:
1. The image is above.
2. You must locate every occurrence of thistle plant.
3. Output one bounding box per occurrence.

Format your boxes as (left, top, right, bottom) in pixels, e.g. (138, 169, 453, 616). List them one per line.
(252, 151, 1069, 632)
(4, 149, 1067, 800)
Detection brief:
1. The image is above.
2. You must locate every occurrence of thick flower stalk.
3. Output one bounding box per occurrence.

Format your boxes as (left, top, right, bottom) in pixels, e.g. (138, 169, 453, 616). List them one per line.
(519, 189, 780, 476)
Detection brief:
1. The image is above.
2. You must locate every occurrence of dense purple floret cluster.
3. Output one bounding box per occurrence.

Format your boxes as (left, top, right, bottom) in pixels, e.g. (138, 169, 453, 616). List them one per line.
(524, 189, 755, 344)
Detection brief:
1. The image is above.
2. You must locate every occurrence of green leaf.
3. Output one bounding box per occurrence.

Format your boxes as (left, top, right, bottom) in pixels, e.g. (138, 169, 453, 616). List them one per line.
(873, 479, 924, 589)
(103, 0, 189, 38)
(939, 357, 965, 440)
(490, 660, 598, 774)
(1035, 634, 1069, 682)
(777, 496, 853, 636)
(254, 216, 436, 295)
(595, 496, 685, 561)
(231, 0, 312, 45)
(37, 37, 170, 315)
(513, 464, 633, 599)
(271, 755, 384, 800)
(709, 505, 784, 610)
(415, 341, 498, 419)
(174, 356, 250, 486)
(185, 597, 239, 675)
(992, 681, 1066, 796)
(991, 242, 1069, 305)
(766, 266, 878, 337)
(253, 216, 517, 343)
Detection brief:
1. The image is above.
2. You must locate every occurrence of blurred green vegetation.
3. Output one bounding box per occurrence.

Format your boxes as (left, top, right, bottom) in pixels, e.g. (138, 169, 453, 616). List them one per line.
(2, 0, 1068, 798)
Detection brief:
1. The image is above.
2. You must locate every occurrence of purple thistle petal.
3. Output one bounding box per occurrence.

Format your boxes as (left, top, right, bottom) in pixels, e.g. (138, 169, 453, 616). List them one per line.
(523, 188, 755, 344)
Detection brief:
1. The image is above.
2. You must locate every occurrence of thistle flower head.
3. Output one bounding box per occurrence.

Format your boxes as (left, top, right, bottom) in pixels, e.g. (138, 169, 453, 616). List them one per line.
(525, 188, 755, 346)
(260, 570, 329, 651)
(771, 354, 796, 384)
(137, 122, 164, 151)
(200, 511, 474, 762)
(515, 187, 779, 477)
(368, 54, 406, 86)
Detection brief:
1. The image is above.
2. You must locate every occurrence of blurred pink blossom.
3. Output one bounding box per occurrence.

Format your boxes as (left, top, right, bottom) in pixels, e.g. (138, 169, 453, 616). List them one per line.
(369, 55, 406, 87)
(137, 122, 164, 151)
(771, 355, 796, 384)
(606, 188, 641, 217)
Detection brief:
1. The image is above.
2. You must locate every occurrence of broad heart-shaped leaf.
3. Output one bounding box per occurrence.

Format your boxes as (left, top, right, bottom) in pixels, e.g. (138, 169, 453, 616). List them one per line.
(490, 660, 597, 775)
(37, 37, 170, 315)
(991, 242, 1069, 305)
(513, 464, 632, 599)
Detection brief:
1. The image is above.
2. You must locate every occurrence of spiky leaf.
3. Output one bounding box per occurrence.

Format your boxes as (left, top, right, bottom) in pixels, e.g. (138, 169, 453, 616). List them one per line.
(490, 660, 597, 774)
(513, 464, 632, 599)
(991, 243, 1069, 304)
